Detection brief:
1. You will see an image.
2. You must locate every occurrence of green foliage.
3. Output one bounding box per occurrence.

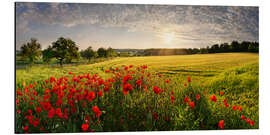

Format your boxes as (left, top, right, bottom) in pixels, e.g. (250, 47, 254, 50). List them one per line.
(42, 45, 54, 64)
(80, 46, 97, 61)
(97, 47, 107, 58)
(16, 53, 259, 132)
(205, 62, 259, 127)
(106, 47, 117, 57)
(174, 84, 210, 130)
(142, 41, 259, 56)
(119, 52, 131, 57)
(51, 37, 79, 66)
(20, 38, 42, 66)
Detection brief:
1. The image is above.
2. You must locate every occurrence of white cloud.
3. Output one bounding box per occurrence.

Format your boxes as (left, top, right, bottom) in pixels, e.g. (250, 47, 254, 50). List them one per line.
(16, 3, 258, 48)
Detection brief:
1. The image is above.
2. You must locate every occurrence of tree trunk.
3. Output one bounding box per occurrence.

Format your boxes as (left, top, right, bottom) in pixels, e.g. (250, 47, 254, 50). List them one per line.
(60, 59, 63, 67)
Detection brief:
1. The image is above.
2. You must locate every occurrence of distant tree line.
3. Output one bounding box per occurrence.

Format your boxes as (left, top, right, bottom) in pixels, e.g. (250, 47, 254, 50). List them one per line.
(18, 38, 259, 66)
(18, 37, 117, 66)
(80, 46, 117, 62)
(143, 41, 259, 56)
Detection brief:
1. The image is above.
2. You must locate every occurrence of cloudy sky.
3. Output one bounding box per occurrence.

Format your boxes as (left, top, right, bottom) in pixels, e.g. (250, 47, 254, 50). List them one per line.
(15, 2, 258, 50)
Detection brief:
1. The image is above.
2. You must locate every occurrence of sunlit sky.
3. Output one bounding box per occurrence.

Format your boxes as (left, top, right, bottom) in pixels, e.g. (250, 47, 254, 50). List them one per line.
(15, 2, 258, 50)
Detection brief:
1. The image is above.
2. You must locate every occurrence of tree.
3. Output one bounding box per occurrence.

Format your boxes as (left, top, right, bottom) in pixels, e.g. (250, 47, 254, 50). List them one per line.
(97, 47, 107, 57)
(211, 44, 219, 53)
(192, 48, 200, 54)
(51, 37, 79, 66)
(219, 43, 229, 52)
(20, 38, 42, 66)
(231, 41, 240, 52)
(42, 45, 54, 64)
(81, 46, 96, 62)
(240, 41, 250, 52)
(248, 44, 256, 52)
(200, 48, 208, 54)
(106, 47, 117, 57)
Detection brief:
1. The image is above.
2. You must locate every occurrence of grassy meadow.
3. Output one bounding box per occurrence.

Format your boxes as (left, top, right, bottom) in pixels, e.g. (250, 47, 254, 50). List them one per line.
(15, 53, 259, 132)
(16, 53, 258, 82)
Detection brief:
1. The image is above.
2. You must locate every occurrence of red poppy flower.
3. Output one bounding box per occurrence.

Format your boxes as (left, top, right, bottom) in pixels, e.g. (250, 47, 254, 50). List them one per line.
(187, 76, 191, 83)
(170, 91, 174, 94)
(152, 112, 158, 120)
(26, 114, 34, 121)
(103, 86, 110, 92)
(97, 90, 103, 97)
(246, 118, 251, 123)
(136, 80, 142, 85)
(50, 77, 56, 83)
(184, 83, 187, 87)
(81, 123, 89, 131)
(141, 65, 148, 69)
(48, 108, 55, 119)
(241, 115, 246, 120)
(42, 102, 51, 111)
(123, 83, 133, 95)
(152, 86, 161, 95)
(17, 109, 21, 114)
(237, 106, 242, 112)
(232, 105, 236, 111)
(28, 109, 32, 115)
(43, 94, 51, 102)
(56, 98, 63, 106)
(40, 127, 44, 131)
(218, 120, 224, 129)
(164, 116, 170, 122)
(23, 126, 29, 131)
(68, 100, 75, 107)
(68, 72, 72, 75)
(92, 106, 102, 117)
(98, 79, 104, 86)
(22, 82, 26, 87)
(87, 91, 95, 102)
(184, 96, 190, 103)
(250, 121, 255, 126)
(56, 108, 63, 118)
(165, 80, 170, 83)
(224, 103, 229, 108)
(120, 118, 123, 123)
(210, 94, 217, 102)
(33, 118, 40, 127)
(123, 74, 133, 84)
(64, 111, 69, 120)
(170, 95, 175, 104)
(17, 91, 22, 96)
(44, 89, 50, 94)
(220, 91, 224, 96)
(36, 107, 42, 113)
(189, 101, 195, 109)
(129, 65, 133, 68)
(196, 94, 200, 100)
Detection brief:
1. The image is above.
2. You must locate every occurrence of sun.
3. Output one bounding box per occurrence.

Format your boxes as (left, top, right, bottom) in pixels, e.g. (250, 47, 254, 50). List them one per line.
(162, 32, 176, 45)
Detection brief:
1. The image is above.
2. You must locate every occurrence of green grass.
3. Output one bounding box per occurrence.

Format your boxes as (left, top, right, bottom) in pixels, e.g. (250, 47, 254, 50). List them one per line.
(16, 53, 258, 83)
(16, 53, 259, 113)
(15, 53, 259, 131)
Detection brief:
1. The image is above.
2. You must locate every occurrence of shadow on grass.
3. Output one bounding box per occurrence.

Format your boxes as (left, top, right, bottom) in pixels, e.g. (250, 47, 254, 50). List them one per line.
(158, 69, 217, 77)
